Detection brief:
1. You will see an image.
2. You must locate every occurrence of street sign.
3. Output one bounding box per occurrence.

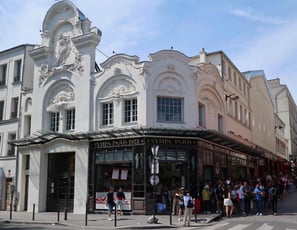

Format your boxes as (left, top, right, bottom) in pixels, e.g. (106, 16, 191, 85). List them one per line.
(150, 175, 159, 185)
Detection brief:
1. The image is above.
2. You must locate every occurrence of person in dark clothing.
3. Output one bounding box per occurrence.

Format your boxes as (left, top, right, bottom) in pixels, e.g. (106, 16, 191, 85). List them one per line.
(106, 187, 115, 220)
(116, 187, 126, 215)
(268, 180, 278, 215)
(242, 181, 251, 216)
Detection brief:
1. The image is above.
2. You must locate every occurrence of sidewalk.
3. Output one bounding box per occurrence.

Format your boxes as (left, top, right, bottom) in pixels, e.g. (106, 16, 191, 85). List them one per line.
(0, 211, 220, 229)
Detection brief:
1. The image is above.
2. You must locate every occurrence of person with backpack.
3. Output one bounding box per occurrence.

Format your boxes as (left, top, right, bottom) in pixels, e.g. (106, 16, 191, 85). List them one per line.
(268, 180, 278, 215)
(183, 190, 193, 227)
(253, 181, 264, 216)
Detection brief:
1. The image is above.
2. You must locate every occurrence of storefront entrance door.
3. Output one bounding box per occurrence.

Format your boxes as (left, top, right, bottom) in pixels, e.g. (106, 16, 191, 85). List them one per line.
(46, 152, 75, 212)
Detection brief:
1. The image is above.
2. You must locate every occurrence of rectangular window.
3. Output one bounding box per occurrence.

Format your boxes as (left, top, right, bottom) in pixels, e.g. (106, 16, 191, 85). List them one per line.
(218, 114, 224, 132)
(198, 102, 206, 128)
(157, 97, 183, 122)
(228, 67, 231, 80)
(7, 133, 16, 156)
(124, 99, 137, 123)
(24, 115, 31, 137)
(102, 102, 113, 125)
(239, 78, 242, 91)
(0, 64, 7, 86)
(14, 60, 22, 82)
(50, 112, 60, 132)
(243, 83, 246, 95)
(66, 109, 75, 130)
(240, 105, 243, 122)
(233, 72, 237, 86)
(235, 102, 238, 120)
(222, 60, 226, 76)
(11, 97, 19, 119)
(0, 101, 4, 121)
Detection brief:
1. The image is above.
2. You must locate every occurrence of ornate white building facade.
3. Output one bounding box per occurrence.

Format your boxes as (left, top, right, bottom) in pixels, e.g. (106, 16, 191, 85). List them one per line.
(2, 0, 290, 214)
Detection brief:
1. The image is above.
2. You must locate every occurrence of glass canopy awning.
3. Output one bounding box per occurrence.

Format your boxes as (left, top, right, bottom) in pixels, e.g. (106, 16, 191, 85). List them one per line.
(9, 128, 264, 157)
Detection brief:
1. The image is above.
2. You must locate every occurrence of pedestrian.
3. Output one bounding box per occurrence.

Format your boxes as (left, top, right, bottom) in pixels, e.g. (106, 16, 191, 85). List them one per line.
(214, 182, 224, 214)
(242, 181, 251, 216)
(223, 186, 234, 217)
(178, 187, 185, 221)
(183, 191, 193, 227)
(116, 187, 125, 215)
(202, 185, 211, 214)
(172, 186, 180, 215)
(268, 180, 278, 216)
(253, 181, 264, 216)
(106, 187, 115, 221)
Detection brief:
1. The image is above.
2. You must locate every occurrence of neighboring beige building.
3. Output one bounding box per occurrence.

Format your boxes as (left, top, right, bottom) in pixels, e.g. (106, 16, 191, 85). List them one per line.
(244, 70, 288, 175)
(0, 44, 35, 210)
(268, 78, 297, 163)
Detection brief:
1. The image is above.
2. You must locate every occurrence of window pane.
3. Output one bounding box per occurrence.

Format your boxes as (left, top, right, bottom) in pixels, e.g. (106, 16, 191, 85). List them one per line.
(157, 97, 183, 122)
(124, 149, 133, 161)
(124, 98, 137, 123)
(66, 109, 75, 130)
(114, 149, 123, 161)
(50, 112, 59, 132)
(102, 102, 113, 125)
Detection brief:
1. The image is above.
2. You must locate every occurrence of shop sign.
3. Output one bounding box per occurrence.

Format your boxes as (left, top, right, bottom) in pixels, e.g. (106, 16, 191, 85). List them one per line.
(150, 175, 160, 185)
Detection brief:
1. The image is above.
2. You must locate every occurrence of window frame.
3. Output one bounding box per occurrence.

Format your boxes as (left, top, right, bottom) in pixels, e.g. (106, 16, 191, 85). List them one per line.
(157, 96, 184, 123)
(102, 102, 114, 126)
(50, 112, 60, 132)
(124, 98, 137, 123)
(66, 109, 75, 131)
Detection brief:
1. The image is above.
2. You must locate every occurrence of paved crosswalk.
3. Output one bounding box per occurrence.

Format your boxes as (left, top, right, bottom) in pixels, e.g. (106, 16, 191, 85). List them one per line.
(200, 222, 295, 230)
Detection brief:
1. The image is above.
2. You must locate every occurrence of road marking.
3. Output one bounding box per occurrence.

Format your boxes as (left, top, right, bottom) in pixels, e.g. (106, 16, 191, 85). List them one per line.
(227, 224, 250, 230)
(203, 222, 229, 229)
(256, 223, 273, 230)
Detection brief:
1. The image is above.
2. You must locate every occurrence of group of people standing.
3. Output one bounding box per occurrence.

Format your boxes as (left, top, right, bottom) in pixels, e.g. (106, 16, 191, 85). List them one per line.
(201, 174, 285, 217)
(106, 187, 126, 221)
(172, 186, 194, 227)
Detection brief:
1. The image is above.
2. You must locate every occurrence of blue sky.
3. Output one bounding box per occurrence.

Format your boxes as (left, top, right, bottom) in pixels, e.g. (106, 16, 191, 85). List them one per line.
(1, 0, 297, 101)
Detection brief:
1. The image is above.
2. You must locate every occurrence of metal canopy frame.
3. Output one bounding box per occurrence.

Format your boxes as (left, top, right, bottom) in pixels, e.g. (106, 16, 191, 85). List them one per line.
(10, 128, 264, 157)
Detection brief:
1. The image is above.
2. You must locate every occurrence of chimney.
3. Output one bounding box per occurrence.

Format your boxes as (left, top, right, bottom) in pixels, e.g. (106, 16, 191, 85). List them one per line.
(200, 48, 206, 63)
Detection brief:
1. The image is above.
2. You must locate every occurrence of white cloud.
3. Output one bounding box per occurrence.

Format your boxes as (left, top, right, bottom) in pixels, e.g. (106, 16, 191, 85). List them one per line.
(231, 8, 286, 25)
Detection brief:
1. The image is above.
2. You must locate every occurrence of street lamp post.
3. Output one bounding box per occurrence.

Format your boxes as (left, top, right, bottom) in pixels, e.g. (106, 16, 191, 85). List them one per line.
(150, 145, 159, 224)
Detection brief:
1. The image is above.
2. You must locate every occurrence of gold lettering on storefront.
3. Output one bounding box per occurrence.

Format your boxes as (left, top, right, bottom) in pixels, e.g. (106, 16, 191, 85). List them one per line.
(91, 138, 197, 148)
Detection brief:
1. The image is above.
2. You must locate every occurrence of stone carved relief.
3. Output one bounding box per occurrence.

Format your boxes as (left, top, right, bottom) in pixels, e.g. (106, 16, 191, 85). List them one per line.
(158, 77, 183, 93)
(49, 85, 75, 107)
(99, 79, 137, 105)
(38, 33, 83, 87)
(56, 33, 71, 66)
(39, 51, 83, 87)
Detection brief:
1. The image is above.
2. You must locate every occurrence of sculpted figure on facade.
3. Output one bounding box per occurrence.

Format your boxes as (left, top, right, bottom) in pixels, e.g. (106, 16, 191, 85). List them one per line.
(56, 33, 71, 66)
(49, 85, 75, 107)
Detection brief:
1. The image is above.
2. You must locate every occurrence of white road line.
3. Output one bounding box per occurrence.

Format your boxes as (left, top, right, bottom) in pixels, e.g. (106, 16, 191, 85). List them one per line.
(227, 223, 251, 230)
(256, 223, 274, 230)
(202, 222, 229, 230)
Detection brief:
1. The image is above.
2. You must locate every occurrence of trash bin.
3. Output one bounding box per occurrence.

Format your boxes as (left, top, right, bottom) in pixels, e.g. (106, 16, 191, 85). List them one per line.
(156, 203, 166, 213)
(193, 198, 201, 213)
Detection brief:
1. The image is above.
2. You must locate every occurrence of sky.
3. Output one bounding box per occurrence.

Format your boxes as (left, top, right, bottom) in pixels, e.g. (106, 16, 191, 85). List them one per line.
(1, 0, 297, 101)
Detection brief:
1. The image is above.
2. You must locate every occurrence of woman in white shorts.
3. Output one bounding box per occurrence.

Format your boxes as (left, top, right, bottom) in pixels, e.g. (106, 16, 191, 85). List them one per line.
(223, 186, 234, 217)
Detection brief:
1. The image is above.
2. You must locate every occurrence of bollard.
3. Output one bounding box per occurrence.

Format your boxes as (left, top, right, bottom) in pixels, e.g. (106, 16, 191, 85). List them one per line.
(32, 203, 35, 221)
(194, 197, 198, 223)
(114, 202, 117, 227)
(57, 206, 60, 223)
(169, 198, 172, 225)
(85, 199, 88, 226)
(9, 186, 14, 220)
